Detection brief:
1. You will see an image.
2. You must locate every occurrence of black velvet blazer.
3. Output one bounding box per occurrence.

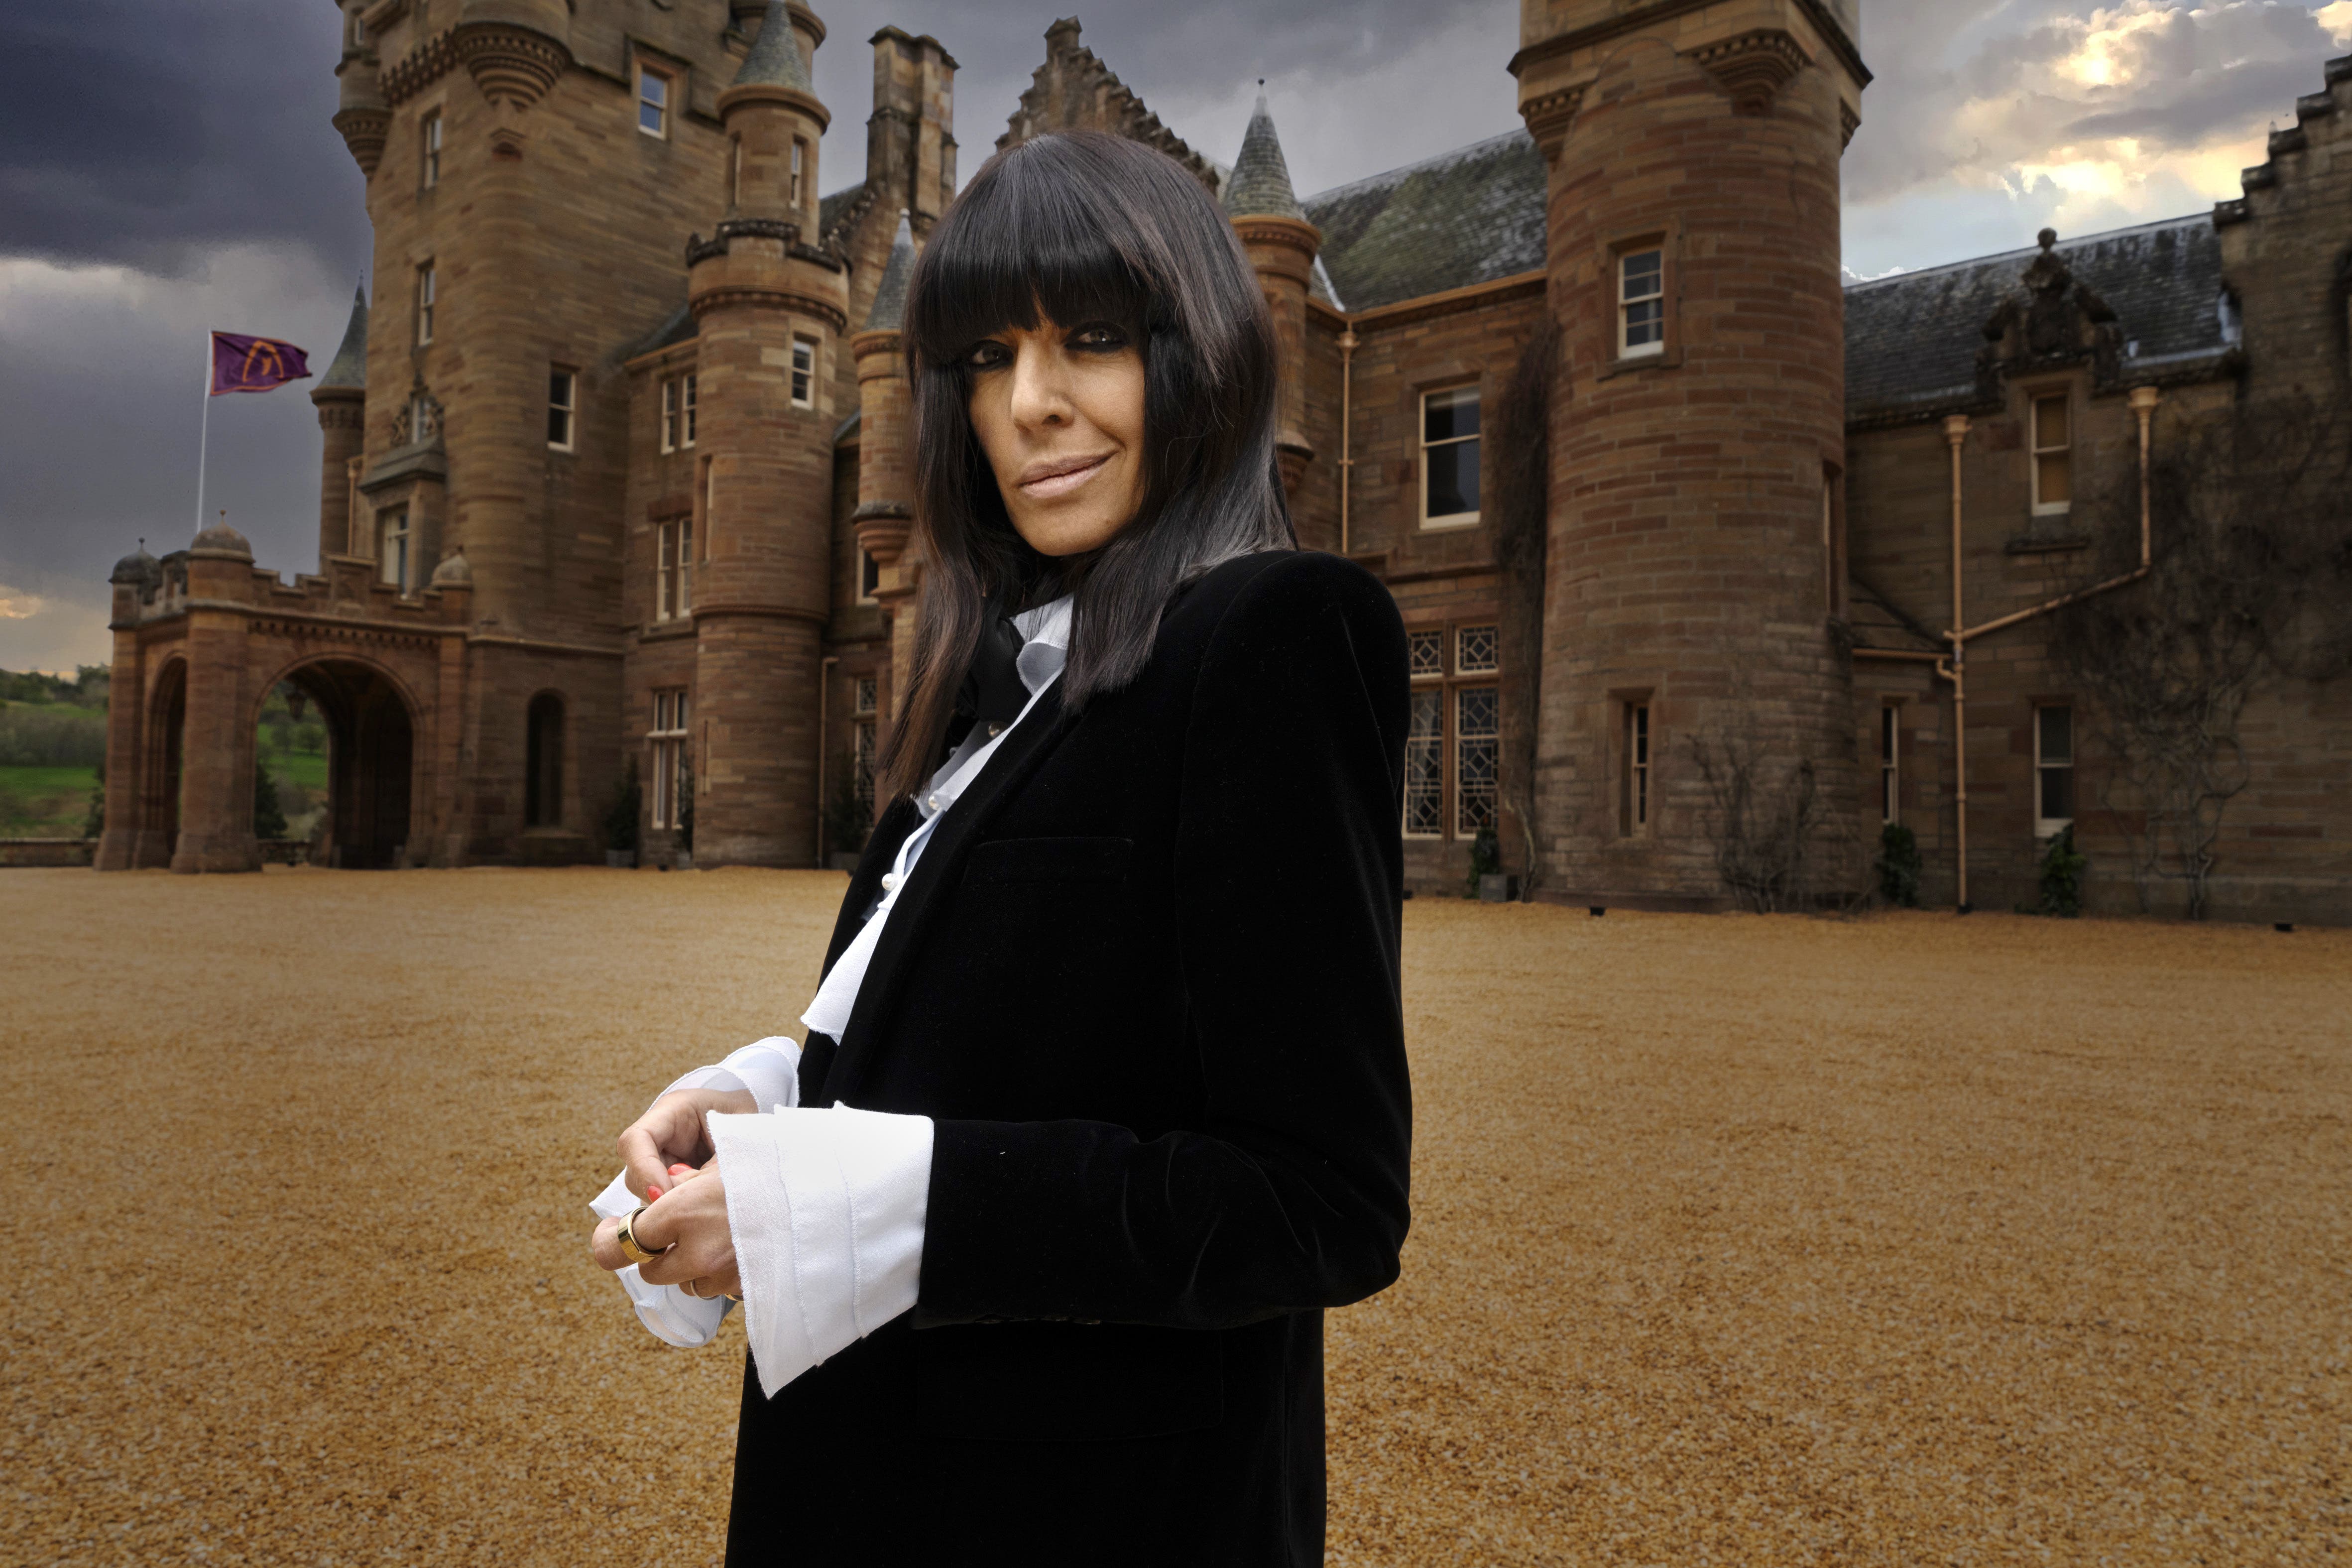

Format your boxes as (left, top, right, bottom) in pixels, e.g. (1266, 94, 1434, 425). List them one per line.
(726, 549, 1412, 1568)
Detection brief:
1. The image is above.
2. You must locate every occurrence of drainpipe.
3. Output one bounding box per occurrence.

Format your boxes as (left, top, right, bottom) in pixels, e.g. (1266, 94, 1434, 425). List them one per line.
(816, 654, 837, 865)
(1942, 415, 1972, 912)
(1337, 328, 1358, 555)
(2130, 384, 2158, 568)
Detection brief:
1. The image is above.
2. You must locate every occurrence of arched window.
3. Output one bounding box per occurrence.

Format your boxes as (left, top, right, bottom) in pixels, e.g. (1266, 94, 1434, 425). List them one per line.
(525, 692, 565, 828)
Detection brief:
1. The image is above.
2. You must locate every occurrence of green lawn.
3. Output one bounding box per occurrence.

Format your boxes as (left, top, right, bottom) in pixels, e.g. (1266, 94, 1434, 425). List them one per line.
(0, 765, 99, 837)
(263, 747, 328, 793)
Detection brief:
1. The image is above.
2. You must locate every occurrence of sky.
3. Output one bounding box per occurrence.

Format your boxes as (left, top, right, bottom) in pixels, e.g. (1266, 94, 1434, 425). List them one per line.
(3, 0, 2349, 673)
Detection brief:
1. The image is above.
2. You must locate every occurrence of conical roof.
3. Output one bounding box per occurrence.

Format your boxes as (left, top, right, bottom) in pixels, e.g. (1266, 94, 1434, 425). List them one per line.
(734, 1, 813, 92)
(318, 282, 368, 390)
(1222, 89, 1304, 222)
(864, 212, 917, 332)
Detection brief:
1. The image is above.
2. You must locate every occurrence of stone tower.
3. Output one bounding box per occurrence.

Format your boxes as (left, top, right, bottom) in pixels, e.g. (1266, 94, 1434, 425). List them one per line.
(852, 214, 921, 724)
(1514, 0, 1869, 902)
(689, 4, 851, 865)
(1222, 93, 1321, 514)
(311, 285, 369, 563)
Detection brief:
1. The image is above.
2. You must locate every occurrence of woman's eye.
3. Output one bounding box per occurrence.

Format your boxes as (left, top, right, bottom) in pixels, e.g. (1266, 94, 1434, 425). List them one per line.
(966, 342, 1011, 369)
(1071, 325, 1126, 351)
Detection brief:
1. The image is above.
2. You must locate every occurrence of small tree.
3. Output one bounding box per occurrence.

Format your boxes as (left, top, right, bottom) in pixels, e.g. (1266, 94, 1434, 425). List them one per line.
(604, 756, 641, 854)
(1690, 730, 1825, 914)
(252, 766, 288, 840)
(1875, 822, 1922, 907)
(2032, 825, 2087, 917)
(676, 752, 694, 853)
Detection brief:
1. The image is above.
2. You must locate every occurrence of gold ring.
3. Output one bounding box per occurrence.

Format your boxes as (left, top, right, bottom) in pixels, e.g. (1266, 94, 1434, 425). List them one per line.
(680, 1277, 703, 1299)
(615, 1205, 666, 1267)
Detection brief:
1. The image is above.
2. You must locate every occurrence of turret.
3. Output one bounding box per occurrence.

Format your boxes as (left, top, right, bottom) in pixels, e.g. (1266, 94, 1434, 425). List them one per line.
(311, 283, 368, 566)
(1223, 89, 1320, 502)
(865, 28, 958, 226)
(331, 0, 388, 175)
(688, 0, 852, 866)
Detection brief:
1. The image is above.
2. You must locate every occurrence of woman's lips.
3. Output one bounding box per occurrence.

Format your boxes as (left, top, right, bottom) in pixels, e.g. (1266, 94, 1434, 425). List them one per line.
(1018, 453, 1112, 499)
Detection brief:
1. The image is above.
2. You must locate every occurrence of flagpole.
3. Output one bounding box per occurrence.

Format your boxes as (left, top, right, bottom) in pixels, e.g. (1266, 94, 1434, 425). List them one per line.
(195, 333, 213, 536)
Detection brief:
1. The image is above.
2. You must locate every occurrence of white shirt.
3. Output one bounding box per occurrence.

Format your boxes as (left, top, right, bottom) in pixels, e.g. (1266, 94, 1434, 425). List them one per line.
(588, 596, 1073, 1396)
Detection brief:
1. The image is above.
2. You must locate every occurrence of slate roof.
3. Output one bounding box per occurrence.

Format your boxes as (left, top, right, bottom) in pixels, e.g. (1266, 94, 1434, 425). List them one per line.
(733, 0, 813, 92)
(864, 212, 917, 332)
(318, 282, 369, 389)
(1223, 94, 1304, 222)
(628, 300, 695, 359)
(1844, 214, 2231, 421)
(1299, 128, 1546, 312)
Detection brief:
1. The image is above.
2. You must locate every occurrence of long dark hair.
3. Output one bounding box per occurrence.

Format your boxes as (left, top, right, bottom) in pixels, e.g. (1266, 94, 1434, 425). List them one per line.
(877, 130, 1293, 802)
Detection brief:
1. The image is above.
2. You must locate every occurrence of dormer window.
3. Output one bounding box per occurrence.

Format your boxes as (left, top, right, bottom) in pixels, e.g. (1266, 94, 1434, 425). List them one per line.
(637, 66, 671, 139)
(2031, 392, 2071, 515)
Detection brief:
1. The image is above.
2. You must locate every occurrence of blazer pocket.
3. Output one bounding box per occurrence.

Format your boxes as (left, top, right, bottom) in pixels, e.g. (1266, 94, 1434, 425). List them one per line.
(913, 1321, 1225, 1443)
(962, 835, 1133, 886)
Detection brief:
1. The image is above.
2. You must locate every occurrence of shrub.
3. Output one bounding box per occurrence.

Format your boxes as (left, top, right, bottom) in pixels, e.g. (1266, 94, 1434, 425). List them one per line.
(0, 702, 107, 767)
(1466, 826, 1502, 896)
(1875, 823, 1923, 907)
(253, 768, 288, 840)
(2034, 825, 2088, 918)
(83, 777, 105, 841)
(603, 756, 641, 853)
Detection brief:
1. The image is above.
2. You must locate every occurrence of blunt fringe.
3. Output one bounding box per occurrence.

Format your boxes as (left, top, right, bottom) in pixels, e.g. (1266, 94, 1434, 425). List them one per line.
(876, 130, 1294, 803)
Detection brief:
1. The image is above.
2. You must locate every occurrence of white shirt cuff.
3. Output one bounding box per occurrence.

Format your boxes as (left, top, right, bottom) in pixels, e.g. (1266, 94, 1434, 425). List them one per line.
(706, 1103, 934, 1399)
(588, 1169, 734, 1347)
(659, 1037, 803, 1113)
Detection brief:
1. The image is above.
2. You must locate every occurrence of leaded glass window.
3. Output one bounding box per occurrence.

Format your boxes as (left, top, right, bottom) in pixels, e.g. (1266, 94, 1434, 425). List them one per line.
(1456, 624, 1498, 675)
(1407, 629, 1443, 680)
(1404, 689, 1443, 838)
(1455, 687, 1498, 836)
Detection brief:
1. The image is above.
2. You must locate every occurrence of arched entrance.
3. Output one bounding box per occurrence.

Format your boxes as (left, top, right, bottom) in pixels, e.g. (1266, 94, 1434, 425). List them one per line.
(138, 660, 187, 866)
(280, 660, 417, 869)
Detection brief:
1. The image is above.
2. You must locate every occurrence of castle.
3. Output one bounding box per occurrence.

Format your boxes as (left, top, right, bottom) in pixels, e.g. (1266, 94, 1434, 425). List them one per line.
(96, 0, 2352, 922)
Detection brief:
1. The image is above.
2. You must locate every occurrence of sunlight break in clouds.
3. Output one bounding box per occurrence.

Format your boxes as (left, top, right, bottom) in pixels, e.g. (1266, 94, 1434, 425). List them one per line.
(1844, 0, 2351, 277)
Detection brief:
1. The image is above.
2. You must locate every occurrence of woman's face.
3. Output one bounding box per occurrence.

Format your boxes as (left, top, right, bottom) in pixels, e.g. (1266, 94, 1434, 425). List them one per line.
(964, 311, 1148, 558)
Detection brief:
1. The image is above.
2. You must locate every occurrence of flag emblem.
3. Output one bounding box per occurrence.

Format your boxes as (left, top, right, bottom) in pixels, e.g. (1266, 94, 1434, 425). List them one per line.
(210, 332, 312, 396)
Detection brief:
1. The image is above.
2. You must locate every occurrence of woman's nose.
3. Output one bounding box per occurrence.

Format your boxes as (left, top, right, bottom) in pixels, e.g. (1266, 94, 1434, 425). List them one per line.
(1006, 341, 1072, 429)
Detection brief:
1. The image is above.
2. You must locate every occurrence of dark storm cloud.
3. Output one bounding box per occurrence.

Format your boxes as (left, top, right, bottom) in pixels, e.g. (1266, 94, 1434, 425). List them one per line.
(0, 2, 366, 275)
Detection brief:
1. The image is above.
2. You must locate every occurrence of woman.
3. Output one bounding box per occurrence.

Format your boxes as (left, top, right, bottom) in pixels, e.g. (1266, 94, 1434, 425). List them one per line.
(590, 129, 1411, 1566)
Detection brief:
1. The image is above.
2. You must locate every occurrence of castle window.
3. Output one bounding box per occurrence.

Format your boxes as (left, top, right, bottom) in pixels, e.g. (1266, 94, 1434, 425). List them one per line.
(1456, 623, 1498, 675)
(660, 379, 677, 454)
(1404, 690, 1443, 839)
(2035, 704, 2075, 836)
(421, 113, 442, 188)
(547, 367, 577, 451)
(415, 262, 435, 346)
(650, 689, 690, 830)
(858, 546, 881, 604)
(1881, 703, 1899, 824)
(637, 65, 671, 139)
(791, 338, 816, 408)
(791, 138, 807, 208)
(377, 507, 413, 594)
(1406, 628, 1443, 680)
(1619, 247, 1665, 358)
(1455, 686, 1499, 837)
(656, 519, 694, 621)
(1620, 700, 1651, 836)
(730, 137, 742, 207)
(1420, 384, 1480, 528)
(2031, 393, 2072, 515)
(525, 693, 565, 829)
(855, 676, 878, 715)
(682, 374, 697, 446)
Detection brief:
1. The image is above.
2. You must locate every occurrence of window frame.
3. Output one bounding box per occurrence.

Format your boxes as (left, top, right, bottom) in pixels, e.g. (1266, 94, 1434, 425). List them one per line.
(791, 137, 807, 210)
(648, 688, 691, 831)
(421, 111, 442, 189)
(377, 506, 413, 594)
(660, 379, 677, 455)
(857, 546, 881, 604)
(415, 261, 436, 347)
(1453, 684, 1500, 839)
(1417, 381, 1481, 531)
(654, 518, 694, 623)
(1880, 702, 1900, 825)
(1617, 244, 1667, 360)
(1620, 699, 1653, 838)
(681, 373, 697, 447)
(547, 366, 577, 452)
(2030, 390, 2073, 516)
(1403, 688, 1444, 840)
(2034, 702, 2076, 838)
(790, 337, 817, 409)
(636, 64, 672, 140)
(1455, 623, 1499, 676)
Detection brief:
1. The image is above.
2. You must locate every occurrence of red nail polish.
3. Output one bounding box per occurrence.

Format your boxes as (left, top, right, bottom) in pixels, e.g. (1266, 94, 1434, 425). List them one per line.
(647, 1186, 663, 1201)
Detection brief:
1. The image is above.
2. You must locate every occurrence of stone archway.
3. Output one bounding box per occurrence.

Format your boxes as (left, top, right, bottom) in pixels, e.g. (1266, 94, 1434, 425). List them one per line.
(277, 659, 418, 869)
(136, 659, 188, 868)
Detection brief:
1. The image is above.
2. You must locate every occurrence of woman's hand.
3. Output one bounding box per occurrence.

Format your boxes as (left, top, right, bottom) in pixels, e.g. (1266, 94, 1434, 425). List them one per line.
(615, 1087, 755, 1199)
(590, 1160, 743, 1301)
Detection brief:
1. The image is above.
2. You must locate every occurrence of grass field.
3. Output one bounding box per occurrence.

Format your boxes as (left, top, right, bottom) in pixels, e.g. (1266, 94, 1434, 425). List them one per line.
(0, 763, 97, 835)
(2, 871, 2345, 1565)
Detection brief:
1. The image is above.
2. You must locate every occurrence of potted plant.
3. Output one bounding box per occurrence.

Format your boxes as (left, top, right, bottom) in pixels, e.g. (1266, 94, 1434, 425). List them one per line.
(1469, 826, 1513, 901)
(604, 756, 640, 868)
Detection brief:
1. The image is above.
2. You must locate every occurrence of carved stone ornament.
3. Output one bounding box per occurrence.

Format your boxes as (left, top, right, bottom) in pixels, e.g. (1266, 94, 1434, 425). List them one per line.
(452, 21, 570, 110)
(392, 381, 447, 445)
(1688, 29, 1810, 114)
(1520, 86, 1584, 164)
(333, 106, 392, 175)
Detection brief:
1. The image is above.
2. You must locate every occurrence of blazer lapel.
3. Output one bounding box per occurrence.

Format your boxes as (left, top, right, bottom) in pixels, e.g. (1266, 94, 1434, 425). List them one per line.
(824, 682, 1074, 1105)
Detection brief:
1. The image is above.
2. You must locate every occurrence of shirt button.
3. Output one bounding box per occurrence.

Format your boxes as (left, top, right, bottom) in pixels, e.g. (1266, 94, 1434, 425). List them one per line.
(880, 872, 900, 891)
(926, 793, 942, 811)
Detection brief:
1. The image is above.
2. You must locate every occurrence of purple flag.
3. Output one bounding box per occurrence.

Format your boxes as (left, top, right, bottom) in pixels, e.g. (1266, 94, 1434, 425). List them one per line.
(210, 332, 312, 396)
